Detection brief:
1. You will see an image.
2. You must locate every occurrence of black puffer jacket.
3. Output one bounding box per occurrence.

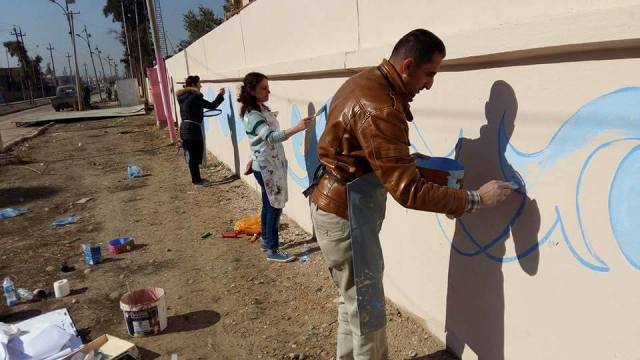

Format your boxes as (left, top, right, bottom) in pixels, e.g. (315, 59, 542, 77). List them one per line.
(177, 87, 224, 140)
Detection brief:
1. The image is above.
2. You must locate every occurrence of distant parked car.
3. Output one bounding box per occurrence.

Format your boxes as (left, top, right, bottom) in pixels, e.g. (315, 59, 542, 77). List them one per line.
(51, 85, 78, 111)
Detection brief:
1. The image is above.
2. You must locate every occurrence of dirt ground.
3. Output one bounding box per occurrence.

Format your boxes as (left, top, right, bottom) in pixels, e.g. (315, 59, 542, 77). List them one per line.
(0, 114, 456, 360)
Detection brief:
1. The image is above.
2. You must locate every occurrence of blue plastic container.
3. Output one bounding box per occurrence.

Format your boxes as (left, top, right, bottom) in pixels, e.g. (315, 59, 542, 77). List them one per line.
(82, 244, 102, 265)
(108, 236, 134, 255)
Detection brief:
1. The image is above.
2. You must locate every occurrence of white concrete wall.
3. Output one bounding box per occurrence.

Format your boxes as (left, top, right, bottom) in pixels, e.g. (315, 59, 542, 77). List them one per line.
(165, 1, 640, 358)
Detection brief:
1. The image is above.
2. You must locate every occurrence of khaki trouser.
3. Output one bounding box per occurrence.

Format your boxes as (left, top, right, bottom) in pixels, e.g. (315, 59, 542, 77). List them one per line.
(310, 203, 388, 360)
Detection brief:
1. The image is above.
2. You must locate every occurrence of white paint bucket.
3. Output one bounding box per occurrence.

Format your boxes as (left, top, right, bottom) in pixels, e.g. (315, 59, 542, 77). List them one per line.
(119, 287, 167, 336)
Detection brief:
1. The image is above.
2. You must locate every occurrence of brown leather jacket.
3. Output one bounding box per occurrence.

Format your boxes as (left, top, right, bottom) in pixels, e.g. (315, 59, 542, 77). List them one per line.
(310, 59, 468, 219)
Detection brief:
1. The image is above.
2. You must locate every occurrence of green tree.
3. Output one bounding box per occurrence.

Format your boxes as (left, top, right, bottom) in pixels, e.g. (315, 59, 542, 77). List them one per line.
(103, 0, 155, 80)
(223, 0, 238, 16)
(178, 5, 223, 50)
(3, 41, 37, 82)
(3, 41, 49, 95)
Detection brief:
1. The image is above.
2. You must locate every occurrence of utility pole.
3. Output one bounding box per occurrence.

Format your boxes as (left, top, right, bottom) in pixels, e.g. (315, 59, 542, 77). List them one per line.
(46, 43, 58, 87)
(18, 27, 35, 102)
(65, 52, 73, 79)
(67, 7, 83, 109)
(83, 62, 89, 84)
(49, 0, 83, 110)
(9, 26, 26, 101)
(35, 56, 45, 98)
(105, 55, 114, 79)
(121, 0, 135, 79)
(95, 46, 107, 85)
(12, 26, 33, 102)
(134, 0, 148, 106)
(114, 63, 119, 79)
(79, 25, 102, 101)
(145, 0, 176, 141)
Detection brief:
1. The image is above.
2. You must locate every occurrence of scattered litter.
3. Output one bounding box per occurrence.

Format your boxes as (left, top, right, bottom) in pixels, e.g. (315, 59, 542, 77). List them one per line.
(82, 244, 102, 265)
(16, 288, 33, 302)
(66, 334, 138, 360)
(3, 277, 18, 306)
(1, 308, 83, 360)
(0, 208, 30, 220)
(107, 236, 134, 255)
(32, 288, 48, 301)
(222, 230, 243, 238)
(54, 279, 71, 298)
(120, 287, 167, 336)
(249, 233, 259, 243)
(299, 247, 310, 263)
(234, 215, 261, 235)
(127, 165, 143, 178)
(200, 231, 213, 239)
(75, 197, 93, 204)
(52, 215, 80, 227)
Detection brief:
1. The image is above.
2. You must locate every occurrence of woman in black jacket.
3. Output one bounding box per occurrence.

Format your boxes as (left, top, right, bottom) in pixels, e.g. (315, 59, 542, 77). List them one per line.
(177, 75, 225, 186)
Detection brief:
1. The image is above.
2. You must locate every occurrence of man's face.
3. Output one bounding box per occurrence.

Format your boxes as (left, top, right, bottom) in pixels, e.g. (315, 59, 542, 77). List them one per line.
(401, 52, 444, 101)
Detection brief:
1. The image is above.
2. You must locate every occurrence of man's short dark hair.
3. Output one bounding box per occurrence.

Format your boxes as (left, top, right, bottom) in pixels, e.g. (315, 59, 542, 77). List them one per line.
(390, 29, 446, 65)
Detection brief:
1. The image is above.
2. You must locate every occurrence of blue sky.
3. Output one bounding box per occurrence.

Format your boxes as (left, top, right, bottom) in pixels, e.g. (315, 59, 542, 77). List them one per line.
(1, 0, 224, 77)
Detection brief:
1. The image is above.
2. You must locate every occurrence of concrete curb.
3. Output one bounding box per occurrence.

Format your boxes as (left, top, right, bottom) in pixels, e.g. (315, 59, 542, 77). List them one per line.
(1, 122, 55, 153)
(0, 100, 51, 117)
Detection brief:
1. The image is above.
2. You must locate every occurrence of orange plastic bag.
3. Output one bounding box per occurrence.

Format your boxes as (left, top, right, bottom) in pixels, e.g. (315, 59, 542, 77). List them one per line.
(234, 215, 261, 235)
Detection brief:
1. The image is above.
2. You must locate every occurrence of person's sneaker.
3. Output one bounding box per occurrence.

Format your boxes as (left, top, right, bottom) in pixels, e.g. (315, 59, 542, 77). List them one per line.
(193, 180, 210, 187)
(266, 249, 296, 263)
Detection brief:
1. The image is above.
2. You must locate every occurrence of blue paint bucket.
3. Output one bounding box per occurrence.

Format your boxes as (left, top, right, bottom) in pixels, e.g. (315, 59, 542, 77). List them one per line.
(82, 244, 102, 265)
(416, 157, 465, 189)
(108, 236, 134, 255)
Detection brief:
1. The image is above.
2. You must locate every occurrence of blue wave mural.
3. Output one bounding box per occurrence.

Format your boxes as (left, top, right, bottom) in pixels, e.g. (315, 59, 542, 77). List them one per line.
(424, 87, 640, 272)
(204, 85, 640, 272)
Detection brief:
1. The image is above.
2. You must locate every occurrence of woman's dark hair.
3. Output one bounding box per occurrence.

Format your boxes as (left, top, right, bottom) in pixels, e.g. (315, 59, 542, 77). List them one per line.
(238, 72, 267, 117)
(185, 75, 200, 88)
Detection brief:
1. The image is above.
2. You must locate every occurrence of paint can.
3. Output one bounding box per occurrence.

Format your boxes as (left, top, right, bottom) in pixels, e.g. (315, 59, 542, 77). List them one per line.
(416, 156, 464, 189)
(82, 243, 102, 265)
(120, 287, 167, 337)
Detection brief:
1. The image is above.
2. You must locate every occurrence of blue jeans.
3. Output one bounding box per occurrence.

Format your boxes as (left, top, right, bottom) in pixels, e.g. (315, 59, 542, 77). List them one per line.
(254, 171, 282, 251)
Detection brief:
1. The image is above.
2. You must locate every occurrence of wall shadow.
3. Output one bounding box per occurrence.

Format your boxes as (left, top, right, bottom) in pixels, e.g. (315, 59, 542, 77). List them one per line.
(304, 102, 321, 182)
(226, 94, 241, 177)
(303, 102, 321, 240)
(415, 349, 458, 359)
(445, 81, 540, 360)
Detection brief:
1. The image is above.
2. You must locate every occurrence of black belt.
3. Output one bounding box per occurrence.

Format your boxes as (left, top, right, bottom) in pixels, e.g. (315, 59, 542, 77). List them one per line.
(303, 165, 360, 197)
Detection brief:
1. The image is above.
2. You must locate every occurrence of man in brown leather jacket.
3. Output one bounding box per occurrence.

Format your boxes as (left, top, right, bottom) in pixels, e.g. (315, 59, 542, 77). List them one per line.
(307, 29, 514, 359)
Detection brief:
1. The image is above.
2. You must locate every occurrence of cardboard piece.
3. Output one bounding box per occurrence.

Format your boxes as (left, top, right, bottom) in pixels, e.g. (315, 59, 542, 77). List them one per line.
(63, 334, 138, 360)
